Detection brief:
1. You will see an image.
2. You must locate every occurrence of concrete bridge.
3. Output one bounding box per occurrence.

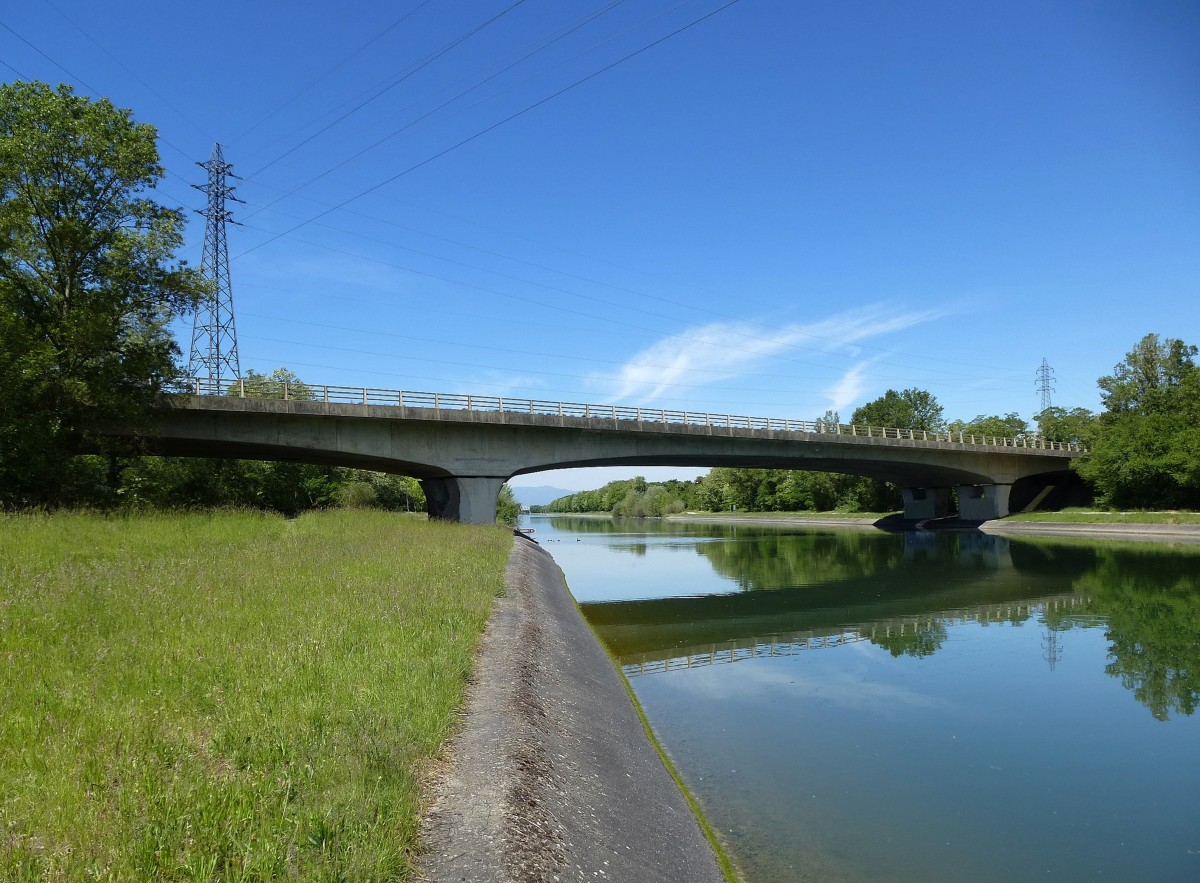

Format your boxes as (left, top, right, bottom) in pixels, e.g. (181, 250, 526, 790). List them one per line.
(122, 378, 1083, 523)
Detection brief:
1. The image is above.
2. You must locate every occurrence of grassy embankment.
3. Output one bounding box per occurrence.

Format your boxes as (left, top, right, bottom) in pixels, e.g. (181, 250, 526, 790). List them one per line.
(0, 509, 511, 881)
(1004, 508, 1200, 524)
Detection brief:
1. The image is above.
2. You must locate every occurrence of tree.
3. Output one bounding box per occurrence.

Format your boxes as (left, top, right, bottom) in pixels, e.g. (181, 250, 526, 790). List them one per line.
(851, 388, 945, 432)
(815, 409, 840, 432)
(1075, 546, 1200, 720)
(1076, 334, 1200, 509)
(0, 81, 206, 506)
(948, 412, 1028, 441)
(495, 483, 520, 526)
(1097, 333, 1197, 415)
(1035, 406, 1098, 447)
(228, 367, 314, 400)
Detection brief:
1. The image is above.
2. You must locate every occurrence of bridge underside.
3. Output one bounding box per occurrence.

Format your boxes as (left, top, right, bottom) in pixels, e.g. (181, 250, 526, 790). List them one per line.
(118, 398, 1079, 524)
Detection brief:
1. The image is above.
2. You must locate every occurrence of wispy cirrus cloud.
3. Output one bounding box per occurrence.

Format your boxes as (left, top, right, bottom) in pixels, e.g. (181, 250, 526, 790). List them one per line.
(824, 358, 880, 414)
(595, 303, 947, 405)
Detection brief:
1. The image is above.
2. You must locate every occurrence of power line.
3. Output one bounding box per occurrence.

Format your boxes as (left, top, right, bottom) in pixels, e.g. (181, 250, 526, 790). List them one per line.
(232, 219, 1012, 386)
(242, 0, 634, 222)
(0, 56, 27, 78)
(237, 205, 1027, 385)
(0, 14, 206, 200)
(229, 0, 436, 147)
(243, 0, 531, 181)
(43, 0, 208, 136)
(0, 18, 103, 94)
(238, 316, 911, 386)
(235, 0, 745, 259)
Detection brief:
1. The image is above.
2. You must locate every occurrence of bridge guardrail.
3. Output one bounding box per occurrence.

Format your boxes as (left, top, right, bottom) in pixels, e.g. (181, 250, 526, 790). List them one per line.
(168, 377, 1085, 452)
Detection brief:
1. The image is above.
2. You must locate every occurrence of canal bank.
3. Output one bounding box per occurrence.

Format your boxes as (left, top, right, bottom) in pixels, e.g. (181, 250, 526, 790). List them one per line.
(666, 511, 1200, 543)
(419, 533, 730, 883)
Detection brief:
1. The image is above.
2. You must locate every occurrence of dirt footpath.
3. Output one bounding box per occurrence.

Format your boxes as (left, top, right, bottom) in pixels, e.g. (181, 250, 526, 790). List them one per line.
(419, 534, 728, 883)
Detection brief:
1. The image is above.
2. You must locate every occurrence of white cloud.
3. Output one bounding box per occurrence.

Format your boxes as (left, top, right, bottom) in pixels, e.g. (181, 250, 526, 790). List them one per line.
(825, 358, 880, 414)
(593, 303, 946, 405)
(657, 656, 945, 713)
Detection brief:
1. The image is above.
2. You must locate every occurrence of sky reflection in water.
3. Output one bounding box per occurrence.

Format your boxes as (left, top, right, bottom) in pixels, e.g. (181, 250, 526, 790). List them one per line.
(532, 515, 1200, 883)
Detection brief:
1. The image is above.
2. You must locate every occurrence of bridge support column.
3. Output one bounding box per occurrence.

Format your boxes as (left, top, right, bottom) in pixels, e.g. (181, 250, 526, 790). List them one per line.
(955, 484, 1012, 521)
(901, 487, 951, 520)
(420, 476, 508, 524)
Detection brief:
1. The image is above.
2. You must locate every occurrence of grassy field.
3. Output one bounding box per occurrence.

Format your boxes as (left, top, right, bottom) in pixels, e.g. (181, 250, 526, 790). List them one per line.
(0, 510, 511, 881)
(1004, 508, 1200, 524)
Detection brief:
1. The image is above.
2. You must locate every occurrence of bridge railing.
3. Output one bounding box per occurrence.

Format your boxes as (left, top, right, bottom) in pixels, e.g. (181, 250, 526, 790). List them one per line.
(169, 377, 1085, 452)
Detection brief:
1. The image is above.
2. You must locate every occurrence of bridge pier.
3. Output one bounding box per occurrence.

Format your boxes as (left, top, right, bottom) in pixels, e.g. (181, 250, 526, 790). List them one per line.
(955, 483, 1012, 521)
(901, 487, 952, 520)
(420, 476, 508, 524)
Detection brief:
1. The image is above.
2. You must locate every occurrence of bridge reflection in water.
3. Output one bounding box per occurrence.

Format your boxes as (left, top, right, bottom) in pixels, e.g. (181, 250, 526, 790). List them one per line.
(611, 594, 1096, 678)
(580, 529, 1083, 669)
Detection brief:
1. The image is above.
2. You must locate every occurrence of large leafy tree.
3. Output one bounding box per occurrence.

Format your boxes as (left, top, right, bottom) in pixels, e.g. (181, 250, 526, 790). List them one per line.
(1076, 334, 1200, 509)
(1097, 333, 1197, 415)
(1035, 405, 1098, 448)
(851, 387, 945, 432)
(948, 412, 1028, 440)
(0, 81, 206, 505)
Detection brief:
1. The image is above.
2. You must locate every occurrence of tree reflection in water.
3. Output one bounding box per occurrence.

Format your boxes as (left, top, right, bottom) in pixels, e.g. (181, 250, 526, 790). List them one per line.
(573, 520, 1200, 720)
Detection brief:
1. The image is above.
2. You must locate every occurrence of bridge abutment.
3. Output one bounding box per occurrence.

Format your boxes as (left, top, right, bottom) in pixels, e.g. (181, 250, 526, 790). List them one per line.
(421, 476, 508, 524)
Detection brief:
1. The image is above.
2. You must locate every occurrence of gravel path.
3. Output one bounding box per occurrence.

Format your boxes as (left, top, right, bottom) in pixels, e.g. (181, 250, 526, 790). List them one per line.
(419, 534, 727, 883)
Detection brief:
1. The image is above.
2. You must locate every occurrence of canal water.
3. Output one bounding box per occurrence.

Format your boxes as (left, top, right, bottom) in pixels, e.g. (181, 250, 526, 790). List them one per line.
(527, 515, 1200, 883)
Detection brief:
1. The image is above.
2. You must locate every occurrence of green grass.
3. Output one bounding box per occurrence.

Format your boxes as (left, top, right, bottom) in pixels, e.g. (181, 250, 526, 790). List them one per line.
(1005, 508, 1200, 525)
(0, 509, 511, 881)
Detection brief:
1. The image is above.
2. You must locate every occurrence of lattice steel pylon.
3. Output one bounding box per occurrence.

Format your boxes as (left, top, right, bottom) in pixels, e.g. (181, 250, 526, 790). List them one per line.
(1036, 358, 1055, 413)
(188, 143, 244, 382)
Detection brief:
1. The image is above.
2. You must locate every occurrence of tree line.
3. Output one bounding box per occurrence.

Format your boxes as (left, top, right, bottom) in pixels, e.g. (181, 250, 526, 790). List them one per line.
(540, 335, 1200, 516)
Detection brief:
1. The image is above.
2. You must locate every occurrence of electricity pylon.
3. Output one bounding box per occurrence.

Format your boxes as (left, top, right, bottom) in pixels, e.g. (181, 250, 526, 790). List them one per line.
(1036, 358, 1055, 413)
(188, 143, 244, 383)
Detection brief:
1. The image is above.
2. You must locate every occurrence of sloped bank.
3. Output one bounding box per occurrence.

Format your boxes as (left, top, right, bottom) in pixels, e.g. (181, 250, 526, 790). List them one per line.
(420, 534, 730, 883)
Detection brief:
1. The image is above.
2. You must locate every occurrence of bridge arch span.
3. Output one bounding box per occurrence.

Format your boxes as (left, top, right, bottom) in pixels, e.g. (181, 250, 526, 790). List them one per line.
(107, 395, 1079, 523)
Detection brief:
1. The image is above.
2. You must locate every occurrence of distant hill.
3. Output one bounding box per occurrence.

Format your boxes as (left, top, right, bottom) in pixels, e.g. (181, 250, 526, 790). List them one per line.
(509, 485, 573, 507)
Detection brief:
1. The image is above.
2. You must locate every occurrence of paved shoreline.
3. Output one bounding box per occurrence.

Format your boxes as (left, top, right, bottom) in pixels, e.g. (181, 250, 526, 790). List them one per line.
(978, 520, 1200, 543)
(667, 512, 1200, 543)
(419, 534, 726, 883)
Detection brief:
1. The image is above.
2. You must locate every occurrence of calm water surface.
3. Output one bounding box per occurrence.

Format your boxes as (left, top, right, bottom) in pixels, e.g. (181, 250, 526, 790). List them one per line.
(528, 515, 1200, 883)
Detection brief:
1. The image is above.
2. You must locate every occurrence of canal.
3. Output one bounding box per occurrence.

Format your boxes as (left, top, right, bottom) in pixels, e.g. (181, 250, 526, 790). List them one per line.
(529, 515, 1200, 883)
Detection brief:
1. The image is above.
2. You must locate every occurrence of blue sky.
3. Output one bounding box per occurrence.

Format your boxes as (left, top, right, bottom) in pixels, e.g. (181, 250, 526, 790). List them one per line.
(4, 1, 1197, 491)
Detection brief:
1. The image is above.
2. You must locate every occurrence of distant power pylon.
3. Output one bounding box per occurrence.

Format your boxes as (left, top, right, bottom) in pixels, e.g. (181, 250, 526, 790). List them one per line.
(188, 143, 244, 382)
(1036, 358, 1055, 413)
